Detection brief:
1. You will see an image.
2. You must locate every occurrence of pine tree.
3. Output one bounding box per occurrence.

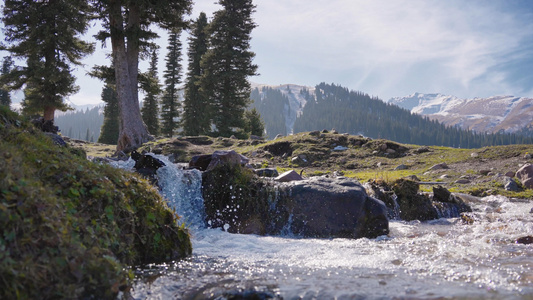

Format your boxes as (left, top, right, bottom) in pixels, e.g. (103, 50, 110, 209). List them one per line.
(200, 0, 258, 138)
(98, 84, 120, 145)
(244, 108, 264, 137)
(182, 12, 210, 136)
(0, 57, 14, 108)
(141, 49, 161, 136)
(93, 0, 192, 151)
(161, 30, 183, 137)
(1, 0, 94, 121)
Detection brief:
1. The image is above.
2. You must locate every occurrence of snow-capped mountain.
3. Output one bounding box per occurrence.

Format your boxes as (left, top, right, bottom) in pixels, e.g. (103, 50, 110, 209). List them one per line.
(388, 93, 533, 134)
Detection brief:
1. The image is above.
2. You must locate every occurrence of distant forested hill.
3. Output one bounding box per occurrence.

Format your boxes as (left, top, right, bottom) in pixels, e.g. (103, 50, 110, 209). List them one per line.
(55, 106, 104, 142)
(291, 83, 532, 147)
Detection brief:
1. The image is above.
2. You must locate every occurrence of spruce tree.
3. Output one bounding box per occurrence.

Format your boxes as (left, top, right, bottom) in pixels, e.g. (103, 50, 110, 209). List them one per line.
(141, 50, 161, 136)
(98, 84, 120, 145)
(200, 0, 258, 138)
(93, 0, 192, 151)
(1, 0, 94, 121)
(182, 12, 210, 136)
(244, 108, 264, 137)
(161, 30, 183, 137)
(0, 57, 14, 108)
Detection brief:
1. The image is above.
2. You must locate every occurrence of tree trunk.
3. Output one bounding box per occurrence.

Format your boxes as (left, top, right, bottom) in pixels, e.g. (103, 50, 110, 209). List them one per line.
(43, 106, 55, 121)
(108, 0, 152, 153)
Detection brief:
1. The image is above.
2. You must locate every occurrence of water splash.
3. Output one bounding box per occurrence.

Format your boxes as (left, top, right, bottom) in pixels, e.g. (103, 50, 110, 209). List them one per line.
(155, 157, 206, 229)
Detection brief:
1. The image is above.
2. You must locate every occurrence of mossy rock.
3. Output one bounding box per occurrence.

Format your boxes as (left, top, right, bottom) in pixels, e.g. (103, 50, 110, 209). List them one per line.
(201, 163, 281, 234)
(392, 179, 438, 221)
(0, 106, 191, 299)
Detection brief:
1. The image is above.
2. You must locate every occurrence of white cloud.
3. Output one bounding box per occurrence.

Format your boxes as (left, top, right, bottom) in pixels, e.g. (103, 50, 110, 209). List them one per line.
(252, 0, 533, 99)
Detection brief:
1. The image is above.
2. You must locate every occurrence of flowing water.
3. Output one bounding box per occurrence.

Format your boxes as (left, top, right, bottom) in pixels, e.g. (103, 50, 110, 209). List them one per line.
(114, 157, 533, 299)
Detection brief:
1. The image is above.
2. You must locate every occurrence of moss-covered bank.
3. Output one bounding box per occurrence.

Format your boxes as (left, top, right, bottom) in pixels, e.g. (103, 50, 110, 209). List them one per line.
(0, 106, 191, 299)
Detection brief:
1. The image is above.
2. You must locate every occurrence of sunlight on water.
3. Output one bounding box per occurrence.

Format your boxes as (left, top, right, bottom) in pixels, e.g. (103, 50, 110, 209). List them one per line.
(113, 161, 533, 300)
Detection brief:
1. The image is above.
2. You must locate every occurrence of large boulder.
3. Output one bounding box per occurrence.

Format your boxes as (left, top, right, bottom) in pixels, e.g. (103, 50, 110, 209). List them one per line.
(516, 164, 533, 189)
(202, 162, 389, 239)
(284, 176, 389, 238)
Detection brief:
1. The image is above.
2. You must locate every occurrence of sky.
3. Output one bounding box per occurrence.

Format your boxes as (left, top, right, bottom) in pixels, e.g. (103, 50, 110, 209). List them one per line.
(4, 0, 533, 105)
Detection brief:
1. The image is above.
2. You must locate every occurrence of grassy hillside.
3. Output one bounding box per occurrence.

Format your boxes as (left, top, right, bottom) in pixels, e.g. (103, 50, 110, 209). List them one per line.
(81, 131, 533, 199)
(0, 106, 191, 299)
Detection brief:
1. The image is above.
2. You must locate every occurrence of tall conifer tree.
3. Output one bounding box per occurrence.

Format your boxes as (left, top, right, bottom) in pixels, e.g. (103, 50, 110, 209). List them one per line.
(1, 0, 94, 121)
(200, 0, 258, 138)
(182, 12, 210, 136)
(141, 49, 161, 135)
(98, 84, 120, 145)
(0, 57, 13, 107)
(161, 30, 183, 137)
(93, 0, 191, 151)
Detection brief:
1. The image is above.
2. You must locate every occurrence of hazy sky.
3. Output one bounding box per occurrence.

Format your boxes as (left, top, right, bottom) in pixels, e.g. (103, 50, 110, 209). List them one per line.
(6, 0, 533, 104)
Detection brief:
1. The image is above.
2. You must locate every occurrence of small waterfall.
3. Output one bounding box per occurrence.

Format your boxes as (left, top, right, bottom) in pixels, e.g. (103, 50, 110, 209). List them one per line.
(108, 154, 207, 229)
(279, 213, 295, 237)
(389, 194, 401, 220)
(432, 202, 460, 218)
(156, 162, 206, 229)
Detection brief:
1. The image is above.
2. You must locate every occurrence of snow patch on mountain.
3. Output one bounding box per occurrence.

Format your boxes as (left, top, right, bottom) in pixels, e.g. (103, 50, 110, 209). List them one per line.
(252, 83, 314, 134)
(388, 93, 533, 133)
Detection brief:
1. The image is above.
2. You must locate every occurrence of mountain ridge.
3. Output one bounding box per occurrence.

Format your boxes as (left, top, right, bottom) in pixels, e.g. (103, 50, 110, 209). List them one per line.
(388, 93, 533, 134)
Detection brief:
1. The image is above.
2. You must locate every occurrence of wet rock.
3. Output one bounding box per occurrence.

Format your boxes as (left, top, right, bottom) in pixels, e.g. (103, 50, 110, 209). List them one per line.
(202, 164, 389, 239)
(131, 150, 166, 183)
(282, 176, 389, 238)
(432, 185, 454, 203)
(461, 213, 475, 225)
(516, 236, 533, 244)
(189, 154, 212, 171)
(392, 179, 438, 221)
(364, 180, 399, 219)
(516, 164, 533, 189)
(275, 170, 303, 182)
(431, 185, 472, 217)
(255, 168, 279, 178)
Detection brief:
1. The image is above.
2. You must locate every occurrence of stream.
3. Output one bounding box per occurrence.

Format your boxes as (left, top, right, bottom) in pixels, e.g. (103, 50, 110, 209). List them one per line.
(114, 157, 533, 299)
